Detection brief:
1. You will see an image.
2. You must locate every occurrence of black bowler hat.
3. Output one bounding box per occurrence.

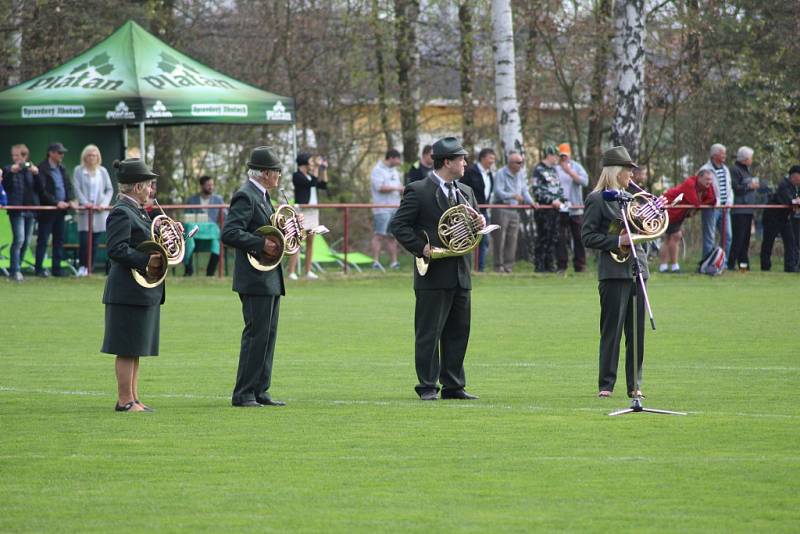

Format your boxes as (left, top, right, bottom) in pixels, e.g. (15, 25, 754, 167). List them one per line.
(113, 158, 158, 184)
(296, 152, 311, 166)
(247, 146, 282, 170)
(431, 137, 468, 159)
(602, 146, 638, 168)
(47, 142, 68, 154)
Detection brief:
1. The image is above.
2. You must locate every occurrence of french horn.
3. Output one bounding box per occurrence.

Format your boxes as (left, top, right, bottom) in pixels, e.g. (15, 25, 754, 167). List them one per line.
(609, 184, 683, 263)
(248, 189, 329, 271)
(132, 199, 198, 288)
(415, 187, 500, 276)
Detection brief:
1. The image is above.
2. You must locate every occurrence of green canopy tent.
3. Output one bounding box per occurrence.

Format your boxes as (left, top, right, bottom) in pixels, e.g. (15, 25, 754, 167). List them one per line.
(0, 19, 296, 167)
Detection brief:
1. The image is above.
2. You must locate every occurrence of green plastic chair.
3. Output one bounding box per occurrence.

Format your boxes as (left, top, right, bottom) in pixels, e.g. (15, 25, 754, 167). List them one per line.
(297, 233, 345, 273)
(327, 236, 381, 273)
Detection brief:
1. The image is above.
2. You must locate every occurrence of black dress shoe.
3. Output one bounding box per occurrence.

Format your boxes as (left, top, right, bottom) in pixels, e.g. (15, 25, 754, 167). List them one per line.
(419, 390, 438, 401)
(115, 401, 136, 412)
(232, 400, 262, 408)
(256, 397, 286, 406)
(441, 389, 479, 400)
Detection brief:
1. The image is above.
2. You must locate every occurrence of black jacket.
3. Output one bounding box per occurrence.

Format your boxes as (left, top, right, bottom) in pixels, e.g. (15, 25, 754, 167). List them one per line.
(405, 161, 432, 185)
(1, 165, 39, 206)
(102, 197, 165, 306)
(35, 159, 73, 206)
(390, 175, 477, 290)
(222, 180, 285, 296)
(292, 170, 327, 204)
(731, 161, 758, 215)
(764, 176, 799, 221)
(460, 163, 493, 208)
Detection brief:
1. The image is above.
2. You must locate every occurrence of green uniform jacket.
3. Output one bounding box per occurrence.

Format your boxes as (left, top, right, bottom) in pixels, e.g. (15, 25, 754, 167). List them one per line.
(390, 175, 477, 290)
(581, 190, 649, 280)
(222, 180, 285, 296)
(102, 197, 166, 306)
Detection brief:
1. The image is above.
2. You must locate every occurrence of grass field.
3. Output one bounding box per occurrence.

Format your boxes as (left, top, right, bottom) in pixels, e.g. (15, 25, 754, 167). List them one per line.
(1, 270, 799, 532)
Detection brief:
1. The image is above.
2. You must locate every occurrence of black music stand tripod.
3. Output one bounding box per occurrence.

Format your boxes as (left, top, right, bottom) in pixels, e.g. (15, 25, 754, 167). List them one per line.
(608, 195, 686, 417)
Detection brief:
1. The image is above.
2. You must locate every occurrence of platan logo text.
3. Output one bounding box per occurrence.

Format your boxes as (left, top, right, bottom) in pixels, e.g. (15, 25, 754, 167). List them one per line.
(27, 53, 123, 92)
(266, 101, 291, 121)
(106, 101, 136, 120)
(22, 105, 86, 119)
(142, 52, 237, 91)
(191, 104, 248, 117)
(146, 100, 173, 119)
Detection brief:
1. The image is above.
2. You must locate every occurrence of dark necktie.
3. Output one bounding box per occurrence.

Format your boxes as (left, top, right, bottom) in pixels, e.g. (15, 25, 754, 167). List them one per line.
(446, 182, 456, 207)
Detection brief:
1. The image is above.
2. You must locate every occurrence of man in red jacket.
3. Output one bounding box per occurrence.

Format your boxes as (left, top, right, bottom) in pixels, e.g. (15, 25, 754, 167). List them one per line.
(658, 169, 716, 273)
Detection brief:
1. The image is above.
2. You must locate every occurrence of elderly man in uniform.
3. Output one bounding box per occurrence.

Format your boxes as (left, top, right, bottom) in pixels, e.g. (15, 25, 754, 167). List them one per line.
(222, 146, 296, 408)
(390, 137, 481, 401)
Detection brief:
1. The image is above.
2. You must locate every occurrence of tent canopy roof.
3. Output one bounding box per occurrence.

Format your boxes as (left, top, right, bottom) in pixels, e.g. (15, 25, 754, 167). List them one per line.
(0, 20, 294, 126)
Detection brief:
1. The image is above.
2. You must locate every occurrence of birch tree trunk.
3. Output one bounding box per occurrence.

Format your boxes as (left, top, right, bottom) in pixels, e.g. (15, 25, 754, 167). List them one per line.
(610, 0, 645, 160)
(394, 0, 420, 163)
(371, 0, 394, 149)
(491, 0, 524, 161)
(459, 1, 475, 158)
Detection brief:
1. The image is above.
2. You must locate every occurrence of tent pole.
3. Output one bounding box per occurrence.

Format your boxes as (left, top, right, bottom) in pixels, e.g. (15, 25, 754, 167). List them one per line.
(139, 122, 146, 163)
(292, 123, 298, 168)
(122, 126, 128, 159)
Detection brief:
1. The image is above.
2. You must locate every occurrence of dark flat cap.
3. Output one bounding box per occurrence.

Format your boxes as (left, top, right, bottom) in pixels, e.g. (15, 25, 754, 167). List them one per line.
(113, 158, 158, 184)
(602, 146, 638, 168)
(247, 146, 282, 170)
(47, 142, 68, 153)
(432, 137, 468, 158)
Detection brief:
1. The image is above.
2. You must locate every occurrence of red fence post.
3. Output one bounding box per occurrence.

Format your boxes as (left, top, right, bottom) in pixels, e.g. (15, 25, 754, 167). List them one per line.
(86, 207, 93, 275)
(343, 206, 350, 274)
(217, 208, 225, 278)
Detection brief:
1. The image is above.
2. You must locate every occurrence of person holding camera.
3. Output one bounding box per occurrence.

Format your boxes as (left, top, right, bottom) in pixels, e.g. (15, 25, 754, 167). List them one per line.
(3, 144, 40, 281)
(287, 152, 328, 280)
(222, 146, 295, 408)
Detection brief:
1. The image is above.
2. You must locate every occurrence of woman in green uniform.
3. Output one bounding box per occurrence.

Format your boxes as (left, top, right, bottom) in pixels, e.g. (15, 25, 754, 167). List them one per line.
(580, 147, 648, 399)
(101, 159, 166, 412)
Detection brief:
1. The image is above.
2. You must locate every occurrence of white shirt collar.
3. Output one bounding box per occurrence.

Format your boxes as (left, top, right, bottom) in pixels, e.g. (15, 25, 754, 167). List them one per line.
(119, 193, 143, 208)
(249, 177, 267, 196)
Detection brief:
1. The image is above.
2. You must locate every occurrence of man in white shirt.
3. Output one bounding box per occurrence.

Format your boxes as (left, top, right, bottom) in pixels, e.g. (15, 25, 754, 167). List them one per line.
(370, 149, 404, 269)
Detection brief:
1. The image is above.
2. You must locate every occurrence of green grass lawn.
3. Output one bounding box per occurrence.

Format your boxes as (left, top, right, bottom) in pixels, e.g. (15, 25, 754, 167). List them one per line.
(1, 271, 798, 532)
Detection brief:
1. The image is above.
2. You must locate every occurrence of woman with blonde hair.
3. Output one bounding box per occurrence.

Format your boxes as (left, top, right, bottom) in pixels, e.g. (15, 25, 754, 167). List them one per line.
(581, 146, 649, 399)
(73, 144, 113, 276)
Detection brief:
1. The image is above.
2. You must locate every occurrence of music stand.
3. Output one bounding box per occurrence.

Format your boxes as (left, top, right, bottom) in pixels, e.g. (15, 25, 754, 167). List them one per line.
(608, 194, 686, 417)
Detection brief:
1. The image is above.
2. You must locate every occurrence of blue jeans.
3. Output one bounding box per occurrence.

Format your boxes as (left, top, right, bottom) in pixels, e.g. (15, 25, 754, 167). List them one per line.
(8, 212, 35, 274)
(701, 208, 731, 258)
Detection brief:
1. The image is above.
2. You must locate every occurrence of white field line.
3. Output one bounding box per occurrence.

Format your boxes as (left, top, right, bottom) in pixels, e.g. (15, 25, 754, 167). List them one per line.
(1, 386, 798, 419)
(285, 361, 800, 372)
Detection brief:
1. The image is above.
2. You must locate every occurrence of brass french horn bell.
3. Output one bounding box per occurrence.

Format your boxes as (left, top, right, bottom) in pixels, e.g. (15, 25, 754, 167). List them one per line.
(609, 187, 683, 263)
(415, 186, 500, 276)
(131, 199, 198, 287)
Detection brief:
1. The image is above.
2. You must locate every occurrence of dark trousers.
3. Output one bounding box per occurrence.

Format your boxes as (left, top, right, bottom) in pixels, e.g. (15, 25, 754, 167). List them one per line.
(598, 279, 645, 393)
(729, 213, 753, 269)
(35, 211, 66, 274)
(556, 213, 586, 271)
(233, 294, 281, 404)
(534, 210, 559, 272)
(79, 231, 102, 269)
(477, 209, 490, 272)
(760, 214, 798, 272)
(793, 218, 800, 271)
(414, 288, 470, 395)
(492, 208, 520, 272)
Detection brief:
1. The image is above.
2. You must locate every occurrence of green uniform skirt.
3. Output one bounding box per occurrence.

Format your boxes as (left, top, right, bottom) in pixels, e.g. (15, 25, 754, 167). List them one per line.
(101, 304, 161, 356)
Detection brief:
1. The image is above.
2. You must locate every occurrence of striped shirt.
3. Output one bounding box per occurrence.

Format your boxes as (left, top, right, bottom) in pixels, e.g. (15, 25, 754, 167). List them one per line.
(713, 164, 728, 203)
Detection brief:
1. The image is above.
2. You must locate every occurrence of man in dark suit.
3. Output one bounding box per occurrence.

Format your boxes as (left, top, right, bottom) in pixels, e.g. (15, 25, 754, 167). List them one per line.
(34, 142, 77, 277)
(222, 146, 290, 408)
(390, 137, 480, 401)
(760, 166, 800, 272)
(460, 148, 496, 271)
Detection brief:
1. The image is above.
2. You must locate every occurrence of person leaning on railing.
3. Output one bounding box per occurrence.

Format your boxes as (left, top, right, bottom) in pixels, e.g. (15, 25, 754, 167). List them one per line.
(760, 165, 800, 273)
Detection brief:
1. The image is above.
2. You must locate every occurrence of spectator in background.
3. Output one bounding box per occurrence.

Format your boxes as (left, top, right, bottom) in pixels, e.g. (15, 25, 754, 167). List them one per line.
(184, 175, 226, 277)
(532, 145, 567, 273)
(729, 146, 758, 271)
(631, 166, 648, 187)
(34, 142, 76, 277)
(287, 153, 328, 280)
(0, 169, 5, 206)
(371, 149, 404, 270)
(555, 143, 589, 273)
(658, 169, 716, 273)
(405, 144, 433, 185)
(794, 193, 800, 272)
(3, 144, 39, 282)
(460, 147, 495, 271)
(760, 165, 800, 272)
(700, 143, 733, 259)
(72, 144, 113, 277)
(491, 151, 531, 273)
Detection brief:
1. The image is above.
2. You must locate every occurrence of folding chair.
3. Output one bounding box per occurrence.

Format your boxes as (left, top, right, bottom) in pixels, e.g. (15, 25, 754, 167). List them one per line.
(327, 237, 383, 273)
(298, 233, 345, 273)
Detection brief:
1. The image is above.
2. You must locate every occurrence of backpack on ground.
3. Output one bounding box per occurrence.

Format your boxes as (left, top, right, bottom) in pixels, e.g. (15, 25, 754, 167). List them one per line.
(698, 246, 726, 275)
